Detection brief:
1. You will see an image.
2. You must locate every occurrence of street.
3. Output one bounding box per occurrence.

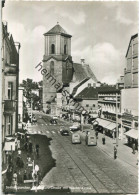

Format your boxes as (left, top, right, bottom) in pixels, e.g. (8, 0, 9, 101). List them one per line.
(29, 111, 138, 194)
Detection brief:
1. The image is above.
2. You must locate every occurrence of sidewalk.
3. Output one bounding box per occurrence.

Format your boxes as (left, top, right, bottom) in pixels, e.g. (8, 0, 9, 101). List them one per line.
(96, 133, 138, 176)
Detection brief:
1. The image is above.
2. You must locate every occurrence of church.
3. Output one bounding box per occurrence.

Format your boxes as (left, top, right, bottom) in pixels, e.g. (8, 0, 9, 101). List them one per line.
(42, 23, 99, 114)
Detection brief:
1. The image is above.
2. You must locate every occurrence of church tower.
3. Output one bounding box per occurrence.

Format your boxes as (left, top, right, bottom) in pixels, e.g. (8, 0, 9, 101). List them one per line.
(43, 23, 73, 113)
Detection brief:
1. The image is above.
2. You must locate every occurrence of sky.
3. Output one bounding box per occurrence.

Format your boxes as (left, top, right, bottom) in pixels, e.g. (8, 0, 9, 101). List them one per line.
(2, 0, 138, 84)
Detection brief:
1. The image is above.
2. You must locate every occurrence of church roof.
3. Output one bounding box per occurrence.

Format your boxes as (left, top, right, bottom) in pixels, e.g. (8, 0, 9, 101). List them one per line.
(72, 77, 90, 96)
(73, 63, 98, 82)
(44, 23, 72, 38)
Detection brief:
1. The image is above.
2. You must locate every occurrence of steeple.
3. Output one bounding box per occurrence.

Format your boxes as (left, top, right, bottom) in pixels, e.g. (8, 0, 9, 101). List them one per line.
(44, 23, 72, 38)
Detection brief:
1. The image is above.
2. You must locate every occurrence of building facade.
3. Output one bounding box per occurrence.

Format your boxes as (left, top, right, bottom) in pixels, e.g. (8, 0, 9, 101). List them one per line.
(124, 34, 138, 88)
(97, 87, 121, 138)
(121, 33, 138, 146)
(1, 22, 20, 161)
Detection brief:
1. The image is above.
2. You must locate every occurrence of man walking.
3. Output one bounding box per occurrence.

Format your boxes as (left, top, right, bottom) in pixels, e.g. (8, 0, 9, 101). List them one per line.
(102, 135, 105, 145)
(95, 130, 98, 139)
(36, 144, 40, 157)
(132, 142, 136, 154)
(114, 146, 117, 159)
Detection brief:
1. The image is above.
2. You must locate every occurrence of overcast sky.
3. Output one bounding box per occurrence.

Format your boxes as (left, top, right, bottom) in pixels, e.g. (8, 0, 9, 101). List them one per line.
(2, 1, 138, 84)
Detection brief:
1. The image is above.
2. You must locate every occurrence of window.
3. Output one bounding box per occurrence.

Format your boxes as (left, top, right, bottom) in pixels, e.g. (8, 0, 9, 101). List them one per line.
(51, 44, 55, 54)
(64, 45, 67, 54)
(8, 116, 12, 135)
(50, 61, 54, 75)
(8, 82, 13, 100)
(86, 104, 89, 107)
(93, 104, 95, 107)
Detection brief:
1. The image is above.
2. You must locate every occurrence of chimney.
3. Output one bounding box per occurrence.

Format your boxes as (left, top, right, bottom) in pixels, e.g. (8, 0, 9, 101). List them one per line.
(88, 83, 91, 88)
(81, 59, 85, 65)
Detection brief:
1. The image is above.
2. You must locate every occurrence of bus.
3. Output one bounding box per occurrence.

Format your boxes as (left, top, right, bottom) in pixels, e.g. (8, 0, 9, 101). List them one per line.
(85, 131, 97, 146)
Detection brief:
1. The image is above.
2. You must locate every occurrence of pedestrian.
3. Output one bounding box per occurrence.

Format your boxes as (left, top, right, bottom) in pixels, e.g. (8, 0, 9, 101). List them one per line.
(24, 142, 28, 151)
(132, 142, 136, 154)
(18, 149, 21, 156)
(114, 146, 116, 159)
(38, 171, 42, 185)
(23, 170, 27, 181)
(36, 144, 39, 157)
(17, 139, 20, 150)
(13, 171, 17, 183)
(19, 157, 24, 168)
(17, 170, 23, 185)
(29, 141, 33, 153)
(102, 135, 105, 145)
(16, 155, 21, 168)
(28, 171, 32, 180)
(95, 130, 98, 139)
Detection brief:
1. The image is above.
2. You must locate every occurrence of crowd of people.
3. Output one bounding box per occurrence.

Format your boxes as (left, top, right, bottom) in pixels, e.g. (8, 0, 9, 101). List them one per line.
(4, 131, 41, 190)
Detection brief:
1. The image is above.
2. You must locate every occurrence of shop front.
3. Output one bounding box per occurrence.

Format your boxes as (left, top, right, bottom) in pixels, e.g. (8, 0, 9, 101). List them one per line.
(95, 118, 119, 138)
(124, 129, 138, 149)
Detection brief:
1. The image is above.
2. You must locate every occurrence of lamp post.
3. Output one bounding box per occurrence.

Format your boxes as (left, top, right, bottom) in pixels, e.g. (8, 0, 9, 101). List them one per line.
(116, 93, 118, 147)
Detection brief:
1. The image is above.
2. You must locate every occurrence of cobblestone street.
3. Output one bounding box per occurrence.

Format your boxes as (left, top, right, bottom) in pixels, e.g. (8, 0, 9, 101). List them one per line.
(29, 112, 138, 193)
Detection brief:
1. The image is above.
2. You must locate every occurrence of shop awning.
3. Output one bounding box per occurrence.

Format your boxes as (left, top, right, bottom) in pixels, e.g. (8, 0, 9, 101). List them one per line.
(106, 122, 116, 131)
(124, 129, 138, 140)
(95, 118, 111, 128)
(4, 140, 16, 151)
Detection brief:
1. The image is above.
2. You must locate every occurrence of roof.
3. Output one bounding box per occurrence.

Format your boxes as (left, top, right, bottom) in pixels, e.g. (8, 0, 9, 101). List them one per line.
(97, 86, 120, 93)
(44, 24, 72, 38)
(72, 77, 90, 96)
(75, 87, 98, 100)
(74, 86, 120, 100)
(125, 33, 138, 57)
(73, 63, 98, 82)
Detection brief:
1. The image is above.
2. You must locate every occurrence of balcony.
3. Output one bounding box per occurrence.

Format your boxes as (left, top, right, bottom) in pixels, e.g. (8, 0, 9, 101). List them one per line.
(4, 63, 18, 75)
(4, 100, 16, 114)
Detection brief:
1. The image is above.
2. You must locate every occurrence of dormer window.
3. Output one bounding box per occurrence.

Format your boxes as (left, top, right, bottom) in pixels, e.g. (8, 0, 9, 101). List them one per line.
(51, 44, 55, 54)
(64, 45, 67, 54)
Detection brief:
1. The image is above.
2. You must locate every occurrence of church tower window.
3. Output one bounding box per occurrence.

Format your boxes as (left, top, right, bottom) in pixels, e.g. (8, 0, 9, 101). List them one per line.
(64, 45, 67, 54)
(50, 61, 54, 75)
(51, 44, 55, 54)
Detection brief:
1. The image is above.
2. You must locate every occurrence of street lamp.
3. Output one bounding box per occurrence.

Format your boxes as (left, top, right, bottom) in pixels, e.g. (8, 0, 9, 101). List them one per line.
(116, 93, 118, 147)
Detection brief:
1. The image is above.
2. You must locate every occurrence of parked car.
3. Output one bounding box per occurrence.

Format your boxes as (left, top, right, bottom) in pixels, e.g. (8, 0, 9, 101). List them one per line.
(72, 133, 81, 144)
(50, 119, 57, 124)
(61, 130, 69, 136)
